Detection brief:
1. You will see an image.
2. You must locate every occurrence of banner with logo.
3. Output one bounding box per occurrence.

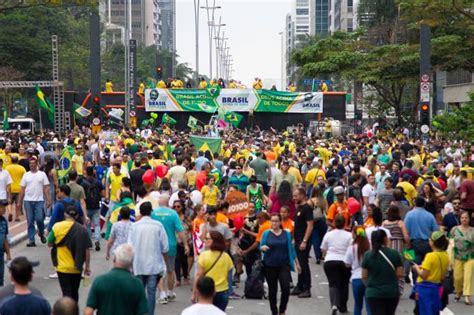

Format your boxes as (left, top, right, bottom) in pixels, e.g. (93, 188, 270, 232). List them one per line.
(254, 90, 323, 113)
(145, 88, 324, 113)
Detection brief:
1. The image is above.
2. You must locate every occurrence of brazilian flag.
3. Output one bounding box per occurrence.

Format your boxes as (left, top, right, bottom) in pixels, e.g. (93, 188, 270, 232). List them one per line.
(402, 248, 416, 261)
(162, 113, 177, 125)
(35, 85, 55, 123)
(224, 111, 243, 128)
(190, 135, 222, 154)
(2, 110, 8, 131)
(206, 85, 221, 98)
(57, 149, 72, 179)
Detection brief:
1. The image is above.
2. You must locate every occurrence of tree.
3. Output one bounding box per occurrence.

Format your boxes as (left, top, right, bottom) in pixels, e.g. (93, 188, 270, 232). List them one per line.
(432, 93, 474, 140)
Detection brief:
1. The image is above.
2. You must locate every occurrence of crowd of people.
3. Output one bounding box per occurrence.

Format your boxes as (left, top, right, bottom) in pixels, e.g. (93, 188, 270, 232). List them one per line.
(0, 124, 472, 315)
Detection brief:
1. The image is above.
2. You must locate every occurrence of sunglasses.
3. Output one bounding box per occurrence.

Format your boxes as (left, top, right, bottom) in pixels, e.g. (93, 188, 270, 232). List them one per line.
(236, 167, 242, 170)
(452, 202, 461, 205)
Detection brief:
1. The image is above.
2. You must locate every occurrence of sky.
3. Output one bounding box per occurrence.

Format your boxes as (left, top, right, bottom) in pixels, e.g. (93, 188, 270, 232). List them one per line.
(176, 0, 292, 88)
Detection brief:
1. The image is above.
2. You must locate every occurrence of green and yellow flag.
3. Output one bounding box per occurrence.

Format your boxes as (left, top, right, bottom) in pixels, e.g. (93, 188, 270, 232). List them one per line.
(402, 248, 416, 261)
(187, 115, 198, 129)
(35, 85, 55, 123)
(57, 149, 72, 179)
(2, 110, 9, 131)
(162, 113, 177, 125)
(224, 111, 243, 128)
(190, 135, 222, 154)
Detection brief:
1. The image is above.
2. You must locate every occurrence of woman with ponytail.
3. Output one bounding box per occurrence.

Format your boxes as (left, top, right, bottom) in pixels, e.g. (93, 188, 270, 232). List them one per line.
(344, 226, 371, 315)
(362, 230, 403, 315)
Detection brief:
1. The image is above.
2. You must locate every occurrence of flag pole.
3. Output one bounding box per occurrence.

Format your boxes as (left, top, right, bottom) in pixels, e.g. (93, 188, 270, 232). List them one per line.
(38, 107, 43, 131)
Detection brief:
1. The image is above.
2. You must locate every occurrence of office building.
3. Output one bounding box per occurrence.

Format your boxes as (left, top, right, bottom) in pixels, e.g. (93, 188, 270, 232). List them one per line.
(329, 0, 359, 33)
(157, 0, 176, 53)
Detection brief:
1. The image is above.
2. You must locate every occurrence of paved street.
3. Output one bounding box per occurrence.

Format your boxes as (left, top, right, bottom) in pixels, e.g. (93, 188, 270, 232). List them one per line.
(9, 240, 471, 314)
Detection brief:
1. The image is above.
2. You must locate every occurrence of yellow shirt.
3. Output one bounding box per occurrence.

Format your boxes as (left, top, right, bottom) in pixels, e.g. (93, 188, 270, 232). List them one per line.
(186, 170, 197, 187)
(253, 80, 263, 90)
(71, 154, 84, 176)
(157, 80, 167, 88)
(396, 181, 417, 207)
(49, 220, 81, 274)
(228, 82, 237, 88)
(201, 185, 220, 206)
(416, 251, 449, 284)
(108, 173, 126, 202)
(288, 166, 303, 184)
(198, 250, 233, 292)
(138, 83, 145, 94)
(0, 154, 11, 167)
(199, 81, 208, 89)
(305, 168, 327, 185)
(410, 155, 422, 171)
(288, 85, 296, 92)
(105, 81, 113, 92)
(5, 163, 26, 193)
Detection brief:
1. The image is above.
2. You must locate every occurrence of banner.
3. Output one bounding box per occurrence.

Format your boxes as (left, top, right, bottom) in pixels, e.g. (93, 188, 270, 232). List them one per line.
(254, 90, 323, 113)
(225, 190, 250, 220)
(189, 136, 222, 154)
(145, 89, 324, 113)
(215, 88, 258, 112)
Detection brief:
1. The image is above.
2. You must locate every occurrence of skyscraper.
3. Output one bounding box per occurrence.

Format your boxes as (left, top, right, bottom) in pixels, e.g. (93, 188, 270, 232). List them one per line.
(157, 0, 176, 53)
(329, 0, 359, 33)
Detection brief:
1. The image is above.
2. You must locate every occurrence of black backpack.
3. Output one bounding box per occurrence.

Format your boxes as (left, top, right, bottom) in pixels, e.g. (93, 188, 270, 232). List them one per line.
(244, 259, 265, 299)
(81, 178, 101, 210)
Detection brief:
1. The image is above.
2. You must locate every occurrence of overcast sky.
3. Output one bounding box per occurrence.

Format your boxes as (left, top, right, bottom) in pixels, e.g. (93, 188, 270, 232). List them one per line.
(176, 0, 291, 87)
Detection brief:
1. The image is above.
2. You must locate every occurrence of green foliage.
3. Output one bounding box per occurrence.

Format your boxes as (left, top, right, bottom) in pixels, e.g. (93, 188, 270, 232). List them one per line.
(433, 93, 474, 141)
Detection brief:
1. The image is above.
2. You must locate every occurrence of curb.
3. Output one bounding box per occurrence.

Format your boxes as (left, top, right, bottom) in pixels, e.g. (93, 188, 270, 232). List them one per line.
(10, 218, 50, 248)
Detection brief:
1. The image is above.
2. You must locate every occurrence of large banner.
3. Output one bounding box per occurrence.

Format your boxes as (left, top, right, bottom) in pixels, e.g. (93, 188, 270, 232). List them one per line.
(254, 90, 323, 113)
(145, 88, 323, 113)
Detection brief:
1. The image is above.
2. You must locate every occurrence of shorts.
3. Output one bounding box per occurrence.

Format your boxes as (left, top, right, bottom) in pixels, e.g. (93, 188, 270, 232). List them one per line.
(10, 194, 18, 203)
(0, 200, 7, 207)
(165, 255, 176, 273)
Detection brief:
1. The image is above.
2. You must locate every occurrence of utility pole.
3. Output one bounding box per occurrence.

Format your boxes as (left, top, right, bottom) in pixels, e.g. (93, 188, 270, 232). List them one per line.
(201, 0, 220, 79)
(213, 17, 226, 79)
(419, 24, 432, 140)
(193, 0, 201, 81)
(279, 31, 284, 90)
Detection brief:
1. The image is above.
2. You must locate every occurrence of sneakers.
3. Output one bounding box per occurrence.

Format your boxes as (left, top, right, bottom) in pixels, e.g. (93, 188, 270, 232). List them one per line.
(159, 292, 168, 304)
(167, 292, 176, 301)
(95, 241, 100, 251)
(290, 287, 302, 296)
(40, 235, 47, 244)
(26, 242, 36, 247)
(331, 305, 338, 315)
(228, 292, 241, 300)
(49, 273, 58, 279)
(298, 290, 311, 298)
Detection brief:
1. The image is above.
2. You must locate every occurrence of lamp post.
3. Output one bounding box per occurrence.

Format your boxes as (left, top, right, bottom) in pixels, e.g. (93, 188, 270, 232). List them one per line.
(193, 0, 201, 81)
(279, 31, 284, 90)
(201, 0, 221, 79)
(213, 18, 226, 79)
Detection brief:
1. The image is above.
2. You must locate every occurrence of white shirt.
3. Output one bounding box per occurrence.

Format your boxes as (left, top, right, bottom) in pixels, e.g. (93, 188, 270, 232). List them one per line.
(20, 170, 49, 201)
(181, 303, 225, 315)
(366, 226, 392, 246)
(0, 170, 12, 200)
(169, 190, 188, 207)
(320, 229, 352, 262)
(190, 190, 202, 205)
(344, 244, 363, 280)
(168, 165, 186, 192)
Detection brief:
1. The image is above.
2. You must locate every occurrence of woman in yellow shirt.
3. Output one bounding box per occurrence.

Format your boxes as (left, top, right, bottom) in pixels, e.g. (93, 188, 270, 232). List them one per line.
(412, 231, 449, 314)
(201, 176, 220, 206)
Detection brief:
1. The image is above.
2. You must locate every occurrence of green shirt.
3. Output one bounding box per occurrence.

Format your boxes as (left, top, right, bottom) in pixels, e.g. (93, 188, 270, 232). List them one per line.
(361, 248, 402, 299)
(450, 226, 474, 261)
(86, 268, 148, 315)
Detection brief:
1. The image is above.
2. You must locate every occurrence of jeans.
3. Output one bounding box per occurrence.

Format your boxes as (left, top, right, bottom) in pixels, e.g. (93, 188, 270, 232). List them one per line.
(175, 244, 189, 281)
(213, 290, 229, 311)
(57, 272, 82, 302)
(352, 279, 371, 315)
(367, 297, 399, 315)
(87, 209, 101, 242)
(295, 241, 311, 291)
(24, 201, 45, 242)
(227, 270, 234, 295)
(138, 274, 162, 315)
(311, 219, 327, 261)
(323, 260, 351, 312)
(264, 264, 291, 315)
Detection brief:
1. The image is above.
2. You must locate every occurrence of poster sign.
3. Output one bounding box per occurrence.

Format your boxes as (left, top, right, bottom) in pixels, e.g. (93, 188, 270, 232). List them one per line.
(215, 89, 258, 112)
(225, 190, 250, 220)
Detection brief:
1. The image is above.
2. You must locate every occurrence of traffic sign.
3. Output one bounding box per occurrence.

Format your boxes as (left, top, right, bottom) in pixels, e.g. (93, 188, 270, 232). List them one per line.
(130, 110, 136, 117)
(92, 117, 101, 126)
(421, 74, 430, 82)
(420, 82, 430, 92)
(421, 124, 430, 134)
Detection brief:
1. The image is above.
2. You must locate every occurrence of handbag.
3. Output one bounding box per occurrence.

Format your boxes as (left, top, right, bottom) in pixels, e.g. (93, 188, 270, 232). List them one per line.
(437, 253, 454, 295)
(379, 249, 395, 271)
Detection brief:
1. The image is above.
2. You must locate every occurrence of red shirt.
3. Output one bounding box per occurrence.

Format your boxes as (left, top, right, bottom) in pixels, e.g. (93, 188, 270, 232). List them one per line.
(269, 193, 296, 219)
(196, 171, 208, 191)
(460, 179, 474, 209)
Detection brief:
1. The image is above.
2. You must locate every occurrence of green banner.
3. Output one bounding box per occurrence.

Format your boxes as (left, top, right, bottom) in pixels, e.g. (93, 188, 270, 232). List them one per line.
(168, 89, 218, 112)
(254, 90, 323, 113)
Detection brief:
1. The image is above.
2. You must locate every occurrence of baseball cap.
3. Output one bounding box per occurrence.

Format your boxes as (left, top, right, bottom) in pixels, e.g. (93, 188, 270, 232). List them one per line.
(402, 174, 411, 181)
(147, 150, 153, 154)
(431, 231, 446, 241)
(65, 205, 79, 217)
(334, 186, 345, 195)
(7, 256, 40, 270)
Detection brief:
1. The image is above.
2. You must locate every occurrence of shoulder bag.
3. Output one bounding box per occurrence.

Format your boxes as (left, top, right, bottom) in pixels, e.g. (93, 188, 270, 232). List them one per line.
(203, 251, 224, 276)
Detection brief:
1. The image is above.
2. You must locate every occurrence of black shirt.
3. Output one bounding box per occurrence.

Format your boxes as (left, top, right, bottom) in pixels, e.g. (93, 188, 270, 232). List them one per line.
(294, 203, 313, 243)
(129, 168, 146, 191)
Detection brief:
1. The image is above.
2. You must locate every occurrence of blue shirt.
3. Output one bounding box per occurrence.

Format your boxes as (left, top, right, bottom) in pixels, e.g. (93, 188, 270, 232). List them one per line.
(262, 231, 289, 267)
(0, 217, 8, 252)
(127, 217, 169, 275)
(404, 207, 438, 240)
(95, 165, 108, 184)
(151, 207, 184, 257)
(0, 294, 51, 315)
(48, 198, 83, 231)
(194, 156, 209, 173)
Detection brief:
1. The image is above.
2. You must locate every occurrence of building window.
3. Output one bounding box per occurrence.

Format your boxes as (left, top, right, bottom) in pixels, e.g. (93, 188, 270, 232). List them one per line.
(296, 8, 309, 15)
(446, 69, 473, 85)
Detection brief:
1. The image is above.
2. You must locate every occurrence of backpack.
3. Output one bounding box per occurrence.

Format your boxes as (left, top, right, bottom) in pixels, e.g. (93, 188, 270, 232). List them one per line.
(244, 259, 265, 299)
(81, 178, 101, 210)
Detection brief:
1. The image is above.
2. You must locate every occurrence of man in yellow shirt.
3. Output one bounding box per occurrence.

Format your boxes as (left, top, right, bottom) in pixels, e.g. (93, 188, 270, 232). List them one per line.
(305, 162, 327, 186)
(105, 79, 113, 92)
(156, 80, 167, 89)
(228, 79, 237, 88)
(198, 78, 208, 89)
(396, 174, 417, 207)
(5, 156, 26, 222)
(252, 78, 263, 90)
(106, 163, 127, 211)
(138, 81, 145, 95)
(288, 83, 297, 92)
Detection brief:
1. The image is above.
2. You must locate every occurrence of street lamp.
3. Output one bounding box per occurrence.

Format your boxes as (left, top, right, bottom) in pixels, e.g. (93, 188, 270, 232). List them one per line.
(201, 0, 221, 79)
(279, 31, 284, 90)
(212, 17, 226, 79)
(193, 0, 201, 80)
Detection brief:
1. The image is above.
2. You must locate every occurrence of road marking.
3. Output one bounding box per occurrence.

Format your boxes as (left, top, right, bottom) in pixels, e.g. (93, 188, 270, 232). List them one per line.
(319, 282, 328, 285)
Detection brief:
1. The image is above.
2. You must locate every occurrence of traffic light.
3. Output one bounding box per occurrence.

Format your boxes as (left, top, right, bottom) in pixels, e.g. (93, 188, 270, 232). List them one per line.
(420, 103, 430, 125)
(156, 66, 162, 79)
(92, 95, 101, 117)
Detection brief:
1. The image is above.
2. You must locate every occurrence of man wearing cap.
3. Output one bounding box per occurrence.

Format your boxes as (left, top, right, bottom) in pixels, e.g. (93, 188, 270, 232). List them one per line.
(48, 205, 92, 302)
(0, 257, 51, 315)
(18, 157, 51, 247)
(326, 186, 351, 230)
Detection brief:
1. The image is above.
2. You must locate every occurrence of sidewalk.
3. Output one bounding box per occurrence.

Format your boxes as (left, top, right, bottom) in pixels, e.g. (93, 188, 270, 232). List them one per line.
(8, 217, 50, 247)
